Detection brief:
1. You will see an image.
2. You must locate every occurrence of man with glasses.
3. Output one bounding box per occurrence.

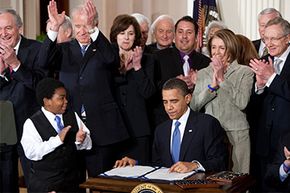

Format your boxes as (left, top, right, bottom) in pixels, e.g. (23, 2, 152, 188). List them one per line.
(249, 17, 290, 192)
(252, 8, 281, 58)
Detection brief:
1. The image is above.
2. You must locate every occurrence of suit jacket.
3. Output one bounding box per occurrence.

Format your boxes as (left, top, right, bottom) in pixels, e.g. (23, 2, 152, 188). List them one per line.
(149, 47, 211, 127)
(146, 42, 175, 53)
(190, 60, 254, 132)
(39, 32, 129, 146)
(152, 110, 227, 172)
(0, 36, 42, 140)
(252, 49, 290, 157)
(252, 39, 261, 54)
(112, 44, 156, 138)
(264, 132, 290, 192)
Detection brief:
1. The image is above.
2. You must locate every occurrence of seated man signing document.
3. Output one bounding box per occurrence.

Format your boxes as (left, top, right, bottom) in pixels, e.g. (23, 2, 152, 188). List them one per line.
(115, 78, 227, 173)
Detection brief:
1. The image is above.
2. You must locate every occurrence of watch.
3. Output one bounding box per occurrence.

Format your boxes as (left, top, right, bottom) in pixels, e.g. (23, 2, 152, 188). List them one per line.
(88, 28, 95, 34)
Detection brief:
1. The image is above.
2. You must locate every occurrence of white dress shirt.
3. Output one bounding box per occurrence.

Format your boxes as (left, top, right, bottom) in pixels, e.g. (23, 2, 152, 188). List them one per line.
(21, 107, 92, 161)
(170, 107, 205, 171)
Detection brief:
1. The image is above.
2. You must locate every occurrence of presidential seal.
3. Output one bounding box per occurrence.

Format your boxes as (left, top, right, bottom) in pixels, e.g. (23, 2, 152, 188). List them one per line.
(131, 183, 163, 193)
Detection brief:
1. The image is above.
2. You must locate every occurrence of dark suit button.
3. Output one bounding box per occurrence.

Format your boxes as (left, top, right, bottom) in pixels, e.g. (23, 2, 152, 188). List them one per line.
(80, 76, 83, 80)
(272, 108, 275, 111)
(121, 92, 126, 96)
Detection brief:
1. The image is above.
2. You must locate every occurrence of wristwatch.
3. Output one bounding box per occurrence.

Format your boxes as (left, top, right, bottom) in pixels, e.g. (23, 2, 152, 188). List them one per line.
(88, 28, 95, 34)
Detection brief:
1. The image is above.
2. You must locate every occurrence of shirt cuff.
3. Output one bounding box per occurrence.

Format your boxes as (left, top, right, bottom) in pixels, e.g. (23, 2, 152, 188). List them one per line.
(265, 73, 276, 87)
(12, 63, 21, 72)
(279, 164, 289, 182)
(255, 83, 265, 94)
(192, 160, 205, 172)
(47, 30, 58, 42)
(90, 27, 99, 42)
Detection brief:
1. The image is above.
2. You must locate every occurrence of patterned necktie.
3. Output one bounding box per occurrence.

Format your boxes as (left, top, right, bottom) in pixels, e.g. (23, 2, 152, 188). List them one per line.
(81, 45, 88, 56)
(262, 47, 268, 57)
(183, 55, 190, 76)
(54, 115, 64, 133)
(172, 121, 181, 163)
(274, 58, 282, 75)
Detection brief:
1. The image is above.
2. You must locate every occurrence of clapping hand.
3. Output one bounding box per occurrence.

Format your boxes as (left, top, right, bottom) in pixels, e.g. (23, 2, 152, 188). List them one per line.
(47, 0, 65, 31)
(249, 57, 275, 89)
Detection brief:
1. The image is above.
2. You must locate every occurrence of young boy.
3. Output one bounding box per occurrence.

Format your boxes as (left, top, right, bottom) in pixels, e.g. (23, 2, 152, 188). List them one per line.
(21, 78, 92, 192)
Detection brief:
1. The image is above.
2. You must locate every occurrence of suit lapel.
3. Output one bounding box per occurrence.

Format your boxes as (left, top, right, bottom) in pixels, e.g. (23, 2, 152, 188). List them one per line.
(172, 47, 184, 75)
(164, 120, 174, 164)
(179, 111, 198, 161)
(17, 36, 29, 64)
(280, 51, 290, 77)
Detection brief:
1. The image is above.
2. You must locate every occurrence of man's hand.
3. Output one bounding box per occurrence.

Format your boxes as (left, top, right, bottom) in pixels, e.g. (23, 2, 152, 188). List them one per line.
(47, 0, 65, 32)
(84, 0, 97, 28)
(284, 146, 290, 167)
(58, 125, 71, 142)
(249, 57, 274, 88)
(176, 75, 194, 90)
(0, 43, 20, 69)
(0, 57, 8, 74)
(76, 124, 86, 143)
(114, 156, 136, 168)
(169, 161, 199, 173)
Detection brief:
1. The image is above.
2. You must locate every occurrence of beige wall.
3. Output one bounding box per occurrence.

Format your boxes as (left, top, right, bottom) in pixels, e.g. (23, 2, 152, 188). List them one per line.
(0, 0, 289, 41)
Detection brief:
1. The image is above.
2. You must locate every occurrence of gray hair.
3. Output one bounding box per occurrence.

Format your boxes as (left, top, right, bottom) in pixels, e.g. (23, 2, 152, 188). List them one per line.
(205, 21, 227, 40)
(131, 13, 150, 26)
(150, 14, 174, 34)
(258, 8, 282, 20)
(265, 17, 290, 36)
(71, 5, 99, 26)
(0, 8, 23, 28)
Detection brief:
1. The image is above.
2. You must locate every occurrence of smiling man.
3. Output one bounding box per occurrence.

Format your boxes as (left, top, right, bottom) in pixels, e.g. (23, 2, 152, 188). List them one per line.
(249, 17, 290, 192)
(0, 8, 44, 192)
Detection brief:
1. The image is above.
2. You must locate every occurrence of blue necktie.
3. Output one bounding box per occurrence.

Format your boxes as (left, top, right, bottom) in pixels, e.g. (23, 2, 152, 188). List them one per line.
(81, 45, 87, 56)
(54, 115, 64, 133)
(172, 121, 181, 163)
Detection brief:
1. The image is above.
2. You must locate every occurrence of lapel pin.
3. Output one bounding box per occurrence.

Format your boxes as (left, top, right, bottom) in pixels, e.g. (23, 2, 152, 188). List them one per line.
(92, 49, 96, 52)
(189, 130, 192, 133)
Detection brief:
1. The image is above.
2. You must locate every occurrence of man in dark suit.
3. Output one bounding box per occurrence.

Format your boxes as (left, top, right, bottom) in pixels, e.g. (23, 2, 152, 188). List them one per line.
(264, 133, 290, 192)
(252, 8, 281, 57)
(41, 0, 129, 176)
(249, 17, 290, 192)
(115, 78, 227, 173)
(147, 15, 175, 53)
(0, 9, 43, 192)
(150, 16, 211, 127)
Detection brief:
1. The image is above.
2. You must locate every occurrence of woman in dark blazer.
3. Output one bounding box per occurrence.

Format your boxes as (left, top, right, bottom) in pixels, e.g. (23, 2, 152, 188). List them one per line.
(110, 14, 156, 164)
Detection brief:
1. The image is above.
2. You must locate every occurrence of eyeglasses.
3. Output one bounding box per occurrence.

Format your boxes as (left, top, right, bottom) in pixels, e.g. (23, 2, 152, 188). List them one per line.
(263, 34, 288, 43)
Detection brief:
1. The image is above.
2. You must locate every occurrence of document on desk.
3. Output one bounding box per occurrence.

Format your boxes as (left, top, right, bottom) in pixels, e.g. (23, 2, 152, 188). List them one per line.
(144, 167, 196, 181)
(102, 165, 196, 181)
(103, 165, 156, 178)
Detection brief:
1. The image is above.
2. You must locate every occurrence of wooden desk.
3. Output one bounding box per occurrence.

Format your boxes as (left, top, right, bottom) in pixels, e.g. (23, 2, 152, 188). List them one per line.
(80, 173, 255, 193)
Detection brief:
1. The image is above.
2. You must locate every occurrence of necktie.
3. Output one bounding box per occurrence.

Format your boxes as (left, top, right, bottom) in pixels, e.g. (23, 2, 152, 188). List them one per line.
(54, 115, 64, 133)
(172, 121, 181, 163)
(274, 58, 282, 75)
(81, 45, 88, 56)
(183, 55, 190, 76)
(261, 47, 268, 57)
(80, 105, 86, 123)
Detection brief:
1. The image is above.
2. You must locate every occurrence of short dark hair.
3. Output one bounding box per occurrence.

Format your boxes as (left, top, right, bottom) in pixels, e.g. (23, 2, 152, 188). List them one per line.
(175, 16, 198, 35)
(162, 78, 190, 96)
(36, 78, 65, 106)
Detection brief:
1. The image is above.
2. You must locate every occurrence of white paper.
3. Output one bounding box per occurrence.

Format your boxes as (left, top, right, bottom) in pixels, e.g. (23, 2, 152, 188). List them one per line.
(103, 165, 156, 178)
(144, 167, 196, 181)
